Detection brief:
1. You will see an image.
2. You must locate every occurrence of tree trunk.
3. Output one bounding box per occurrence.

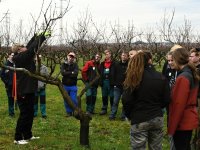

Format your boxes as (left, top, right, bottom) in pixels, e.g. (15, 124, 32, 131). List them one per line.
(80, 116, 91, 146)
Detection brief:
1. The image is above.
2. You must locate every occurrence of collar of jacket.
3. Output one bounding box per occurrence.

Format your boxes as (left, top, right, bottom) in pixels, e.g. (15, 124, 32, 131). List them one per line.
(177, 65, 191, 76)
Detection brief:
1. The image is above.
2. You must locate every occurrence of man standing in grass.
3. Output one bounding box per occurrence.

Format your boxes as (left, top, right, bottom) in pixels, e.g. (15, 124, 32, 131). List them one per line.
(81, 53, 102, 115)
(12, 33, 49, 145)
(99, 49, 115, 115)
(61, 51, 79, 117)
(109, 51, 129, 121)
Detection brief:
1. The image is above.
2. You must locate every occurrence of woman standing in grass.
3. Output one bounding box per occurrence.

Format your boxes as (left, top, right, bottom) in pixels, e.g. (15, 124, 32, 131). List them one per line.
(0, 52, 15, 117)
(168, 47, 199, 150)
(122, 51, 170, 150)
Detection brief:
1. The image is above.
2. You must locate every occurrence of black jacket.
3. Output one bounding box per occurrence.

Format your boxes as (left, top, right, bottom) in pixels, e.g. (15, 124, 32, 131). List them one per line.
(162, 61, 177, 89)
(12, 35, 46, 96)
(113, 60, 128, 89)
(61, 61, 78, 86)
(196, 64, 200, 98)
(122, 65, 170, 125)
(0, 60, 14, 89)
(99, 60, 115, 86)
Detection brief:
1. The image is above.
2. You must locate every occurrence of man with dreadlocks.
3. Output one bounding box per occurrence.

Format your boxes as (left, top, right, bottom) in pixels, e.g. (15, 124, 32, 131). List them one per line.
(122, 51, 170, 150)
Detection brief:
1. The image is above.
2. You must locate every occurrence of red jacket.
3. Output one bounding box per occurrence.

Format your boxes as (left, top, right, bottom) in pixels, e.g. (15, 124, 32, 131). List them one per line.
(82, 60, 95, 81)
(168, 66, 199, 135)
(81, 60, 100, 86)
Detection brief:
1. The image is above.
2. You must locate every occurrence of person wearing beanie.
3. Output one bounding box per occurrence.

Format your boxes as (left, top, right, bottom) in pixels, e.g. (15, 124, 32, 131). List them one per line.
(12, 34, 47, 145)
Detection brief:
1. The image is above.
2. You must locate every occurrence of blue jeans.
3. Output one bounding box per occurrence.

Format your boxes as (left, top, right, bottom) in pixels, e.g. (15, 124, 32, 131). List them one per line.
(130, 117, 163, 150)
(63, 85, 78, 114)
(110, 86, 125, 118)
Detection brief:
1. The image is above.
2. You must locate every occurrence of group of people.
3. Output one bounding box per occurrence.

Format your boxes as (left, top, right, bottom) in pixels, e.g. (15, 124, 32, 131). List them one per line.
(1, 37, 200, 149)
(122, 45, 200, 150)
(61, 49, 138, 122)
(62, 46, 200, 150)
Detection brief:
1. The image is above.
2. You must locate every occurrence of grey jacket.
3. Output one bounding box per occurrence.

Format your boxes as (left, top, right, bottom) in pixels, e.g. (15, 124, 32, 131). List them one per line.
(38, 64, 48, 90)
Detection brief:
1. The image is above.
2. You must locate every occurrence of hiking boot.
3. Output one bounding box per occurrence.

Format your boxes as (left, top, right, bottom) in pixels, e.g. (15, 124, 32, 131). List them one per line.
(42, 115, 47, 119)
(121, 117, 128, 121)
(99, 110, 107, 115)
(86, 111, 92, 116)
(9, 114, 15, 118)
(109, 116, 115, 121)
(65, 112, 73, 117)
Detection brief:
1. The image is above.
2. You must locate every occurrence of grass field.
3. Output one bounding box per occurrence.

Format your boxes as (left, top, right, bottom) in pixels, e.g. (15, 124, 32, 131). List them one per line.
(0, 63, 170, 150)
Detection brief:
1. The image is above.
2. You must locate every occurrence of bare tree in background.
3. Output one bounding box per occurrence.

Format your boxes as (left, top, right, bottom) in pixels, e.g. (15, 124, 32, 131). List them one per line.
(159, 8, 194, 49)
(1, 0, 93, 147)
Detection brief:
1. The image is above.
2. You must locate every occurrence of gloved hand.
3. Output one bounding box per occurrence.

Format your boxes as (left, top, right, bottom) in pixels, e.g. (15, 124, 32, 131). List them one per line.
(44, 30, 51, 37)
(37, 30, 51, 37)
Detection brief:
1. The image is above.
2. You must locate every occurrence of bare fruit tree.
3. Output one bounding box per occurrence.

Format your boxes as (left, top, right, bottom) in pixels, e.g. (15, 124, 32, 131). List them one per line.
(0, 0, 93, 146)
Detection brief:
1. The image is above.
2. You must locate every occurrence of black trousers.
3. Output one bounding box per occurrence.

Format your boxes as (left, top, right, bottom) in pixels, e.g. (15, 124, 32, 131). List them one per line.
(15, 93, 34, 140)
(173, 130, 192, 150)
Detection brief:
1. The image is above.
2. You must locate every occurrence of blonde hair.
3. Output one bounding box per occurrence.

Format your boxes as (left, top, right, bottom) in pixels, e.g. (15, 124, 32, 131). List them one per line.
(12, 43, 24, 53)
(170, 44, 182, 52)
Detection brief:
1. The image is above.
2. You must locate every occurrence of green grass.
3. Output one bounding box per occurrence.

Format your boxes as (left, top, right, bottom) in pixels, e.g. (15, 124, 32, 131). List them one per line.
(0, 62, 170, 149)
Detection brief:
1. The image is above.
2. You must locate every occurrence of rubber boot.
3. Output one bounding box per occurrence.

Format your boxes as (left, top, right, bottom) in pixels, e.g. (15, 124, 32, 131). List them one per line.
(40, 95, 47, 118)
(91, 96, 97, 114)
(100, 96, 108, 115)
(86, 96, 92, 113)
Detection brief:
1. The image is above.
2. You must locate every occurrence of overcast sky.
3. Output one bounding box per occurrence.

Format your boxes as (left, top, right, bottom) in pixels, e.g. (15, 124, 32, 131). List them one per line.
(0, 0, 200, 43)
(1, 0, 200, 26)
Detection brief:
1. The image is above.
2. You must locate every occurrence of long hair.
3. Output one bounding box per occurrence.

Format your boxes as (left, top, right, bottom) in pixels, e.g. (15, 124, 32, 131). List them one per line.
(172, 48, 200, 81)
(124, 52, 148, 90)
